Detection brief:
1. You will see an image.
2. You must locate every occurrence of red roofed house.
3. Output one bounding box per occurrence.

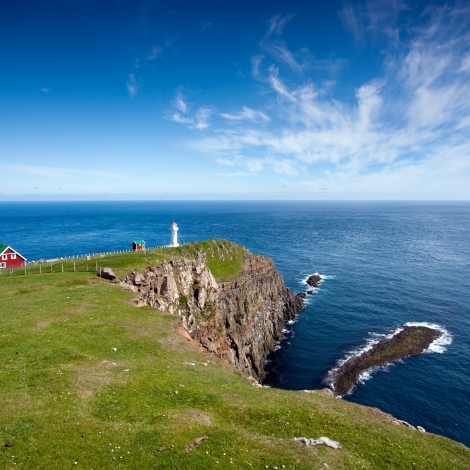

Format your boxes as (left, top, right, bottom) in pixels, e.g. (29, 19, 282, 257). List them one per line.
(132, 240, 145, 251)
(0, 242, 27, 270)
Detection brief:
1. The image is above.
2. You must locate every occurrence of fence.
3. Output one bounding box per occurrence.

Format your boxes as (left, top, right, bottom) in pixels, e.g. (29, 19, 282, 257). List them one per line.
(0, 245, 177, 277)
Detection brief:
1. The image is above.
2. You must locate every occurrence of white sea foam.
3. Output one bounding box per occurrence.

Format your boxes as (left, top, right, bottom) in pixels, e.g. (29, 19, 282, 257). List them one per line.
(357, 364, 392, 385)
(358, 369, 374, 384)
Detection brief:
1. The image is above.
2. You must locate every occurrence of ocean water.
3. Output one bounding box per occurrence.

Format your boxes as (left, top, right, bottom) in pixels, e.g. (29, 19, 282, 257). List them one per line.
(1, 200, 469, 447)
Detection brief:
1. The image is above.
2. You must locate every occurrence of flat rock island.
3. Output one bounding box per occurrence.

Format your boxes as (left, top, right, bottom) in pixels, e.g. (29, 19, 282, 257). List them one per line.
(330, 325, 443, 396)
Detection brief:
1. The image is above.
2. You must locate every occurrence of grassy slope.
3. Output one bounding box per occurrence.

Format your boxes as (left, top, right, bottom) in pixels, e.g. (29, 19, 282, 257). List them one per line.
(9, 239, 247, 283)
(0, 242, 468, 469)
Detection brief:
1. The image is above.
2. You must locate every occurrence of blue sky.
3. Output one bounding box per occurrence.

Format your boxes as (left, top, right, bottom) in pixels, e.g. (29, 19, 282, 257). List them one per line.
(1, 0, 469, 200)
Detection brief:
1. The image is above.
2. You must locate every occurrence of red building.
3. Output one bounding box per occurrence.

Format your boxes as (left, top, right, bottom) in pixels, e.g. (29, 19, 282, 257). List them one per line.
(132, 240, 145, 251)
(0, 242, 27, 269)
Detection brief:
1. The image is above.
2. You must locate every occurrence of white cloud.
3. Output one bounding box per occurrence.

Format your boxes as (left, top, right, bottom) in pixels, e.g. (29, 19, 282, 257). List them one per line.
(458, 53, 470, 72)
(260, 14, 304, 74)
(220, 107, 269, 122)
(126, 74, 138, 98)
(215, 155, 244, 166)
(340, 0, 408, 47)
(194, 107, 214, 130)
(265, 14, 295, 38)
(168, 91, 214, 130)
(246, 160, 264, 172)
(182, 4, 470, 198)
(251, 55, 264, 78)
(147, 45, 162, 60)
(173, 91, 189, 114)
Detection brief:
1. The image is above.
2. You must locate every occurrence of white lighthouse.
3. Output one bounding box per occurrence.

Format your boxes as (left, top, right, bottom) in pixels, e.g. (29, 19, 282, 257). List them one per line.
(170, 221, 179, 247)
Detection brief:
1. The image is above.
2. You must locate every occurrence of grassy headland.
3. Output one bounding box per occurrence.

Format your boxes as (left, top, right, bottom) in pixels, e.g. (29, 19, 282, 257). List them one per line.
(0, 241, 468, 469)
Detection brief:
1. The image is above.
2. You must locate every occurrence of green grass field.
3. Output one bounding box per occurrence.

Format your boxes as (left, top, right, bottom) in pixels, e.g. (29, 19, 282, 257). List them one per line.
(0, 241, 468, 469)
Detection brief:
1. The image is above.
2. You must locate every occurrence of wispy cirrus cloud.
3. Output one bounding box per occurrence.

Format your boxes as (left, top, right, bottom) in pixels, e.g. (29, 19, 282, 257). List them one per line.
(214, 157, 299, 177)
(340, 0, 408, 47)
(126, 73, 138, 97)
(179, 4, 470, 196)
(0, 165, 126, 178)
(259, 14, 303, 74)
(168, 91, 214, 130)
(220, 106, 269, 122)
(147, 45, 162, 60)
(173, 91, 189, 114)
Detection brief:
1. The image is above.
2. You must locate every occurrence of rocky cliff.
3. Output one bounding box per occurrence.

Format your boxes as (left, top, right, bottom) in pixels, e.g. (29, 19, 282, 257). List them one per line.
(115, 246, 304, 379)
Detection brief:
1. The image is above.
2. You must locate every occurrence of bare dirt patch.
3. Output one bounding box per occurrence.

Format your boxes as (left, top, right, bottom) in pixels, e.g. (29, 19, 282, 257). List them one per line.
(37, 320, 50, 330)
(172, 408, 213, 427)
(71, 361, 125, 401)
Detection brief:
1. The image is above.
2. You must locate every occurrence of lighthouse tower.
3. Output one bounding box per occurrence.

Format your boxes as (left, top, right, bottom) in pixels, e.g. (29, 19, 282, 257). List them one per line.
(170, 221, 179, 247)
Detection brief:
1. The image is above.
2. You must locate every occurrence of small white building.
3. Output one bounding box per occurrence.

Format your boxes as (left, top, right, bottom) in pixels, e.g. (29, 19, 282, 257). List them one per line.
(170, 221, 179, 247)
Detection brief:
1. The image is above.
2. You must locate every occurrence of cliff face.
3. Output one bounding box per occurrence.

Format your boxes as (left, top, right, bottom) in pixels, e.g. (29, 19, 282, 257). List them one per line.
(117, 252, 304, 379)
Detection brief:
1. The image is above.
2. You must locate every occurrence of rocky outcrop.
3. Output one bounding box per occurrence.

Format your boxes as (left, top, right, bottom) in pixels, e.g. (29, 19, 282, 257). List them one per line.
(328, 325, 443, 396)
(116, 253, 304, 379)
(100, 267, 116, 280)
(306, 274, 322, 288)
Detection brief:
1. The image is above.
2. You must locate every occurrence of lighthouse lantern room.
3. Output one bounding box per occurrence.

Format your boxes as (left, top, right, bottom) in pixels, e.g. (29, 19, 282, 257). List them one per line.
(170, 221, 179, 247)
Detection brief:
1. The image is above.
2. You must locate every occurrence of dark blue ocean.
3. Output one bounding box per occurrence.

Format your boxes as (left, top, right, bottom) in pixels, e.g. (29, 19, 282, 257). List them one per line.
(1, 201, 469, 447)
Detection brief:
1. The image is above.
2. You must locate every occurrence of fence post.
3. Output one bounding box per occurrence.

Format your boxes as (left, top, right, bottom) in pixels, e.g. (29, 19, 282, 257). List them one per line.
(39, 263, 41, 274)
(73, 261, 76, 272)
(95, 261, 98, 273)
(24, 264, 26, 275)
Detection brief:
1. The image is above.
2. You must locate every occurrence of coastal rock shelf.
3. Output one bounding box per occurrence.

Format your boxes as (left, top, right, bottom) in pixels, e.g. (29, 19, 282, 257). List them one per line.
(329, 325, 443, 396)
(115, 241, 305, 379)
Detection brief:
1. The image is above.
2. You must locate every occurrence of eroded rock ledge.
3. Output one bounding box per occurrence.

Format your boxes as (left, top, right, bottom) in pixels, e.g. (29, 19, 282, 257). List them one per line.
(115, 252, 304, 379)
(329, 325, 443, 396)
